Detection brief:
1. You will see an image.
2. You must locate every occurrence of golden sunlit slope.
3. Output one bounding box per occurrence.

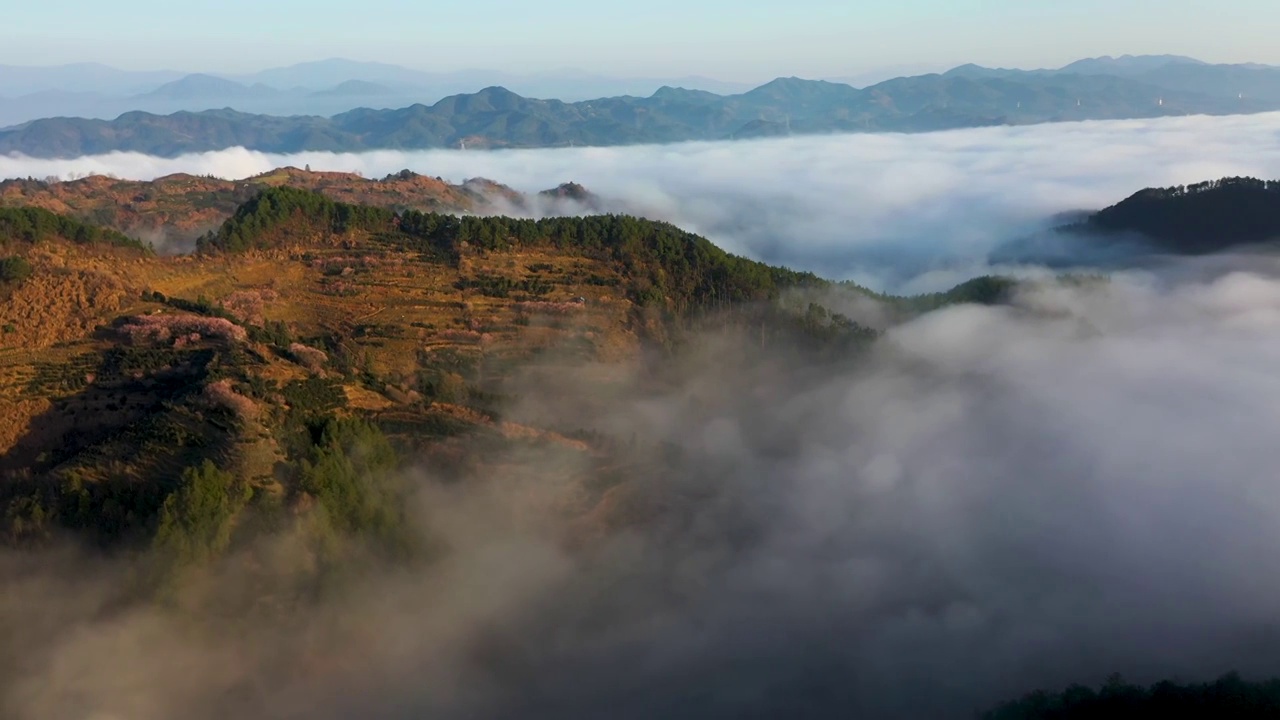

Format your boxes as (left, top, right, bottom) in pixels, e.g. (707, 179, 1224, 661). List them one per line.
(0, 185, 849, 553)
(0, 181, 1019, 563)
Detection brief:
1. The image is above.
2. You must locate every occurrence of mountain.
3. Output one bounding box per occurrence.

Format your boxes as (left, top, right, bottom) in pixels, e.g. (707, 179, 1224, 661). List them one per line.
(0, 167, 594, 246)
(4, 177, 1231, 714)
(0, 60, 757, 128)
(0, 183, 947, 553)
(6, 55, 1280, 141)
(231, 60, 757, 98)
(1131, 63, 1280, 103)
(0, 178, 1018, 553)
(945, 54, 1207, 79)
(990, 176, 1280, 265)
(1082, 176, 1280, 254)
(229, 58, 443, 90)
(982, 673, 1280, 719)
(0, 62, 184, 96)
(1058, 54, 1207, 76)
(144, 73, 278, 100)
(4, 69, 1270, 158)
(944, 54, 1280, 104)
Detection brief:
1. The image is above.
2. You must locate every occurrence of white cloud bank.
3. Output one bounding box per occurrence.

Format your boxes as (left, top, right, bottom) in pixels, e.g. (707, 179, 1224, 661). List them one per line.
(9, 259, 1280, 720)
(6, 118, 1280, 719)
(5, 113, 1280, 291)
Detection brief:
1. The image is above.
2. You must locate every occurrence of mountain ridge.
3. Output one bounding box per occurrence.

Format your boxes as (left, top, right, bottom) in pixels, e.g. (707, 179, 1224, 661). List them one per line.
(0, 167, 603, 247)
(5, 68, 1273, 158)
(989, 175, 1280, 265)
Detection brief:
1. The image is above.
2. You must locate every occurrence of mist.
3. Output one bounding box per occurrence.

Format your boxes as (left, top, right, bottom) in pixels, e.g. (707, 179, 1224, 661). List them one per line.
(6, 117, 1280, 718)
(6, 112, 1280, 292)
(7, 254, 1280, 718)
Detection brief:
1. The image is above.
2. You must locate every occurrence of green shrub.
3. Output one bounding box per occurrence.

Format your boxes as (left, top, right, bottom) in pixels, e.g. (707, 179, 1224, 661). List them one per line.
(297, 418, 412, 553)
(0, 255, 32, 284)
(152, 460, 252, 567)
(0, 206, 147, 251)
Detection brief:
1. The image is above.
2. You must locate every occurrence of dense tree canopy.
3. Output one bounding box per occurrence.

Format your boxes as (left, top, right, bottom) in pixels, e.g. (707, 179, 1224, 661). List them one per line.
(202, 187, 823, 310)
(197, 185, 396, 253)
(152, 459, 251, 568)
(1085, 176, 1280, 254)
(0, 206, 148, 251)
(984, 673, 1280, 719)
(0, 255, 32, 284)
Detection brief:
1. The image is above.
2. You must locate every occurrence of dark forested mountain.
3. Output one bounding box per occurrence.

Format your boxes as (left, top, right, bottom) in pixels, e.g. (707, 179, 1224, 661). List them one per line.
(983, 673, 1280, 720)
(990, 177, 1280, 265)
(3, 67, 1275, 157)
(1083, 177, 1280, 253)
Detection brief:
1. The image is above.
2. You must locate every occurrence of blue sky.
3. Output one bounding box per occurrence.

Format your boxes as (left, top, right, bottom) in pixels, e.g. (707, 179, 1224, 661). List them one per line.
(5, 0, 1279, 79)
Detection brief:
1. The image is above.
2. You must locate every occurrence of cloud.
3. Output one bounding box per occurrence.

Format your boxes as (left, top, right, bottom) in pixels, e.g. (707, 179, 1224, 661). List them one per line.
(9, 259, 1280, 719)
(6, 113, 1280, 291)
(6, 120, 1280, 718)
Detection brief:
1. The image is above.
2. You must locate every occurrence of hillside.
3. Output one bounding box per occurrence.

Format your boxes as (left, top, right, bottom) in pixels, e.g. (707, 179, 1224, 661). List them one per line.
(1083, 177, 1280, 253)
(0, 168, 591, 247)
(1, 69, 1270, 158)
(0, 184, 1024, 558)
(988, 176, 1280, 265)
(0, 186, 859, 554)
(983, 673, 1280, 719)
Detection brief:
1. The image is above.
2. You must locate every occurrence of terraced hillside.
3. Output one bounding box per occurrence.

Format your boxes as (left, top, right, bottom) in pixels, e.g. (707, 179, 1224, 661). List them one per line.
(0, 182, 1044, 720)
(2, 185, 892, 555)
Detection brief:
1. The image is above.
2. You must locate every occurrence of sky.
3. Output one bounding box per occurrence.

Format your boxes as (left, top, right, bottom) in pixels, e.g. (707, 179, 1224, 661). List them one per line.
(4, 0, 1280, 80)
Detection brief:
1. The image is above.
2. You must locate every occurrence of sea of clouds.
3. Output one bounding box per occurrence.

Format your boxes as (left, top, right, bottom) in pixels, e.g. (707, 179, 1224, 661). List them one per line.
(6, 117, 1280, 719)
(6, 112, 1280, 291)
(10, 257, 1280, 719)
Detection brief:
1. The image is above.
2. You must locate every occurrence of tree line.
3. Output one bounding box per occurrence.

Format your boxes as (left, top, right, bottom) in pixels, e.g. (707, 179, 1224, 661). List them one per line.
(198, 186, 824, 312)
(0, 206, 149, 251)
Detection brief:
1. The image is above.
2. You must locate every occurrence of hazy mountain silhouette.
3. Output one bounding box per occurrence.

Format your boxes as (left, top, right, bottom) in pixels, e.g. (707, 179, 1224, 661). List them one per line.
(0, 61, 758, 128)
(4, 69, 1273, 157)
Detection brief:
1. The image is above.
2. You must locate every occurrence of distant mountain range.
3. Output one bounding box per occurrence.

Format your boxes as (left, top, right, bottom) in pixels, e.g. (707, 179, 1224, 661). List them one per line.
(0, 59, 757, 128)
(3, 54, 1280, 158)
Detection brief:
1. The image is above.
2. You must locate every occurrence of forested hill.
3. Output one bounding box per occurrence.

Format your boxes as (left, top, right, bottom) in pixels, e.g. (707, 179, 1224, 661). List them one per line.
(983, 673, 1280, 719)
(1, 69, 1271, 158)
(196, 185, 822, 312)
(0, 186, 1018, 556)
(1081, 177, 1280, 254)
(0, 168, 603, 247)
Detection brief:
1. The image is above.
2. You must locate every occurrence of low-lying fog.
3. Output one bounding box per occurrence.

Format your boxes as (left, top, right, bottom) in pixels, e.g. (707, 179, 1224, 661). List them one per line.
(5, 112, 1280, 292)
(5, 117, 1280, 719)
